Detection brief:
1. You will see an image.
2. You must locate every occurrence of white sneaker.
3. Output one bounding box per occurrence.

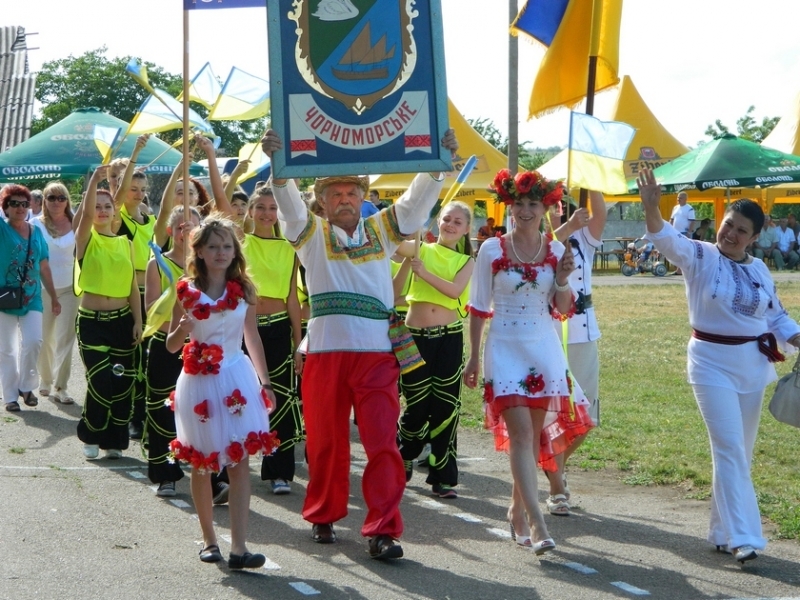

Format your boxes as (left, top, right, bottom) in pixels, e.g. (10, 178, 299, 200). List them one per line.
(105, 449, 123, 460)
(83, 444, 99, 459)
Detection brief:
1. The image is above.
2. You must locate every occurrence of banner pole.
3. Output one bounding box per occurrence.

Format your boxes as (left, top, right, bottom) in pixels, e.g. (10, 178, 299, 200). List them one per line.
(183, 6, 191, 264)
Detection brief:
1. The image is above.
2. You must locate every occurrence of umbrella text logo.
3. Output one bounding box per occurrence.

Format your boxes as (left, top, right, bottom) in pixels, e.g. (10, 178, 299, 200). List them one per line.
(701, 179, 740, 190)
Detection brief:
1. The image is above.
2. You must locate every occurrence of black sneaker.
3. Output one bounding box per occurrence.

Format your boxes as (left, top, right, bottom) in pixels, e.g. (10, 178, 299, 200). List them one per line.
(368, 535, 403, 560)
(403, 460, 413, 482)
(432, 483, 458, 499)
(212, 482, 230, 505)
(128, 421, 143, 440)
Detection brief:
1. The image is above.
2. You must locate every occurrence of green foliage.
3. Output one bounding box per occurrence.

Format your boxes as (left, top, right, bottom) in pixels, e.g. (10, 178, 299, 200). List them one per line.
(466, 117, 555, 172)
(704, 105, 779, 144)
(31, 47, 267, 160)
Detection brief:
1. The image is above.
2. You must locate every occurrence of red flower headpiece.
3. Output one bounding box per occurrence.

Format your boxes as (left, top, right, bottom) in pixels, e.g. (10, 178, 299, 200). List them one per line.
(489, 168, 565, 207)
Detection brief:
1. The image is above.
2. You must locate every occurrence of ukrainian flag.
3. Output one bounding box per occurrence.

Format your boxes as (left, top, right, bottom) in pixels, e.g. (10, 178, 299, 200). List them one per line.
(93, 125, 121, 164)
(208, 67, 270, 121)
(568, 111, 634, 195)
(178, 62, 222, 109)
(512, 0, 623, 118)
(126, 58, 152, 92)
(129, 88, 215, 136)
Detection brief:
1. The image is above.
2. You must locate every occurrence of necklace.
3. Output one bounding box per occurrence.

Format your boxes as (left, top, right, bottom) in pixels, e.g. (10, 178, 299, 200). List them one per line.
(510, 231, 541, 264)
(716, 245, 748, 264)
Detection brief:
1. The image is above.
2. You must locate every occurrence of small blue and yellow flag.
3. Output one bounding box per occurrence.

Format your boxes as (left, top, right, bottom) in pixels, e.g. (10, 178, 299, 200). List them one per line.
(126, 58, 152, 93)
(208, 67, 270, 121)
(93, 125, 121, 164)
(568, 111, 635, 195)
(129, 88, 215, 136)
(178, 62, 222, 109)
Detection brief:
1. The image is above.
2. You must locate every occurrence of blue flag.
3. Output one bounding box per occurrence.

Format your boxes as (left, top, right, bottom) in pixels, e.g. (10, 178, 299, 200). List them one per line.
(184, 0, 264, 9)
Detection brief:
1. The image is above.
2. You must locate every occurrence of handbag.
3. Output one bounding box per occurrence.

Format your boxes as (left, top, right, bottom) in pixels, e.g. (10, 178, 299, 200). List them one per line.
(769, 353, 800, 428)
(0, 225, 32, 310)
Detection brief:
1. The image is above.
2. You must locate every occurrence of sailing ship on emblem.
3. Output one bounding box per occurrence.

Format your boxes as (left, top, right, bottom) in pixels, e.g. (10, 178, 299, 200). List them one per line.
(332, 23, 395, 81)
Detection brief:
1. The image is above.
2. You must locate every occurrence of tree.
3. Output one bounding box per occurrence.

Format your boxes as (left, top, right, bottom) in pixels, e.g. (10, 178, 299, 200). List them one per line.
(32, 47, 267, 159)
(704, 105, 779, 144)
(467, 117, 548, 171)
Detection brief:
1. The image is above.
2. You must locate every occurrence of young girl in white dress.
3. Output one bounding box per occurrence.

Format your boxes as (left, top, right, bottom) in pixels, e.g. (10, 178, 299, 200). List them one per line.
(166, 216, 278, 569)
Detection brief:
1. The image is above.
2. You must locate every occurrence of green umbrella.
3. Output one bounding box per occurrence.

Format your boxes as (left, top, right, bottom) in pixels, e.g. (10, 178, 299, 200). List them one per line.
(627, 134, 800, 193)
(0, 107, 207, 182)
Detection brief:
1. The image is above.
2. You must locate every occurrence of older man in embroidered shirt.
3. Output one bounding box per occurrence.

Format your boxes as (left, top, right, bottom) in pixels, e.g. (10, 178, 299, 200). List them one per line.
(261, 129, 457, 561)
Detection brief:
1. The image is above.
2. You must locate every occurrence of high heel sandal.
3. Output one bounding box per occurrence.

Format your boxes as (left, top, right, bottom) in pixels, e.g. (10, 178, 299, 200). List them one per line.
(532, 538, 556, 556)
(509, 521, 532, 548)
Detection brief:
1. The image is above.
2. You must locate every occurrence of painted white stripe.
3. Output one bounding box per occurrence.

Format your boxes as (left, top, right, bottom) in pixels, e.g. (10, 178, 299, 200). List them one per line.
(289, 582, 321, 595)
(220, 534, 232, 544)
(487, 527, 512, 539)
(455, 457, 486, 462)
(127, 470, 147, 479)
(262, 558, 281, 570)
(169, 499, 191, 509)
(610, 581, 650, 596)
(563, 562, 598, 575)
(454, 513, 482, 523)
(419, 499, 446, 509)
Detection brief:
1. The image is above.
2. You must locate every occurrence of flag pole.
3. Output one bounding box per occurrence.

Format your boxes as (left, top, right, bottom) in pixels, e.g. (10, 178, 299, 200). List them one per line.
(579, 0, 603, 210)
(508, 0, 519, 177)
(182, 6, 191, 252)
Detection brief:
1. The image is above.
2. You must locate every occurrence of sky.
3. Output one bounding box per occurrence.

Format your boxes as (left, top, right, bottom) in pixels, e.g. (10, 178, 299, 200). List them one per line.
(4, 0, 800, 152)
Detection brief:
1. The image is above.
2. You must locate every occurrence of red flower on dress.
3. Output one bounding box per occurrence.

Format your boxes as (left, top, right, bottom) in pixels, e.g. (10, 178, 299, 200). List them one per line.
(165, 390, 176, 411)
(177, 278, 245, 320)
(223, 389, 247, 415)
(182, 341, 223, 375)
(244, 432, 262, 455)
(192, 303, 211, 320)
(519, 368, 545, 395)
(260, 430, 280, 455)
(193, 399, 211, 423)
(482, 380, 494, 404)
(260, 387, 274, 412)
(227, 441, 245, 464)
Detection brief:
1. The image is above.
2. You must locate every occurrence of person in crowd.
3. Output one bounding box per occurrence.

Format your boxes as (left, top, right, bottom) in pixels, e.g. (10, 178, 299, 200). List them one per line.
(637, 168, 800, 564)
(775, 217, 799, 270)
(142, 159, 201, 496)
(240, 185, 304, 496)
(477, 217, 496, 241)
(166, 216, 276, 569)
(230, 191, 250, 231)
(1, 185, 60, 412)
(692, 218, 714, 242)
(394, 202, 474, 499)
(788, 213, 799, 237)
(27, 189, 43, 221)
(74, 167, 142, 458)
(260, 127, 457, 560)
(463, 169, 595, 555)
(669, 191, 695, 275)
(369, 189, 389, 211)
(548, 190, 606, 515)
(360, 193, 379, 218)
(33, 182, 79, 404)
(751, 215, 781, 267)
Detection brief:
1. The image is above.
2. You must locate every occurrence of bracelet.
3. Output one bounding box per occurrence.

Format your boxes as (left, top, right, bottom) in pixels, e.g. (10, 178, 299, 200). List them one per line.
(554, 280, 571, 293)
(261, 383, 273, 391)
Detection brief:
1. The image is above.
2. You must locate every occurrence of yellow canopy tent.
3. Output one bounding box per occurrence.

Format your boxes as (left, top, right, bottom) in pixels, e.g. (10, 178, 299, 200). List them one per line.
(760, 89, 800, 210)
(369, 99, 509, 222)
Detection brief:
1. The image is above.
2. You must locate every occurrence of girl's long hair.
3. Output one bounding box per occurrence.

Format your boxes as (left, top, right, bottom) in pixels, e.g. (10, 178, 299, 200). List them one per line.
(440, 201, 473, 257)
(186, 212, 256, 304)
(249, 185, 282, 238)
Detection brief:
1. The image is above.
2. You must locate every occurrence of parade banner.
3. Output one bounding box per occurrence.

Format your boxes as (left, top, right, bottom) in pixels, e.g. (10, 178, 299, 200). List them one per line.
(266, 0, 451, 178)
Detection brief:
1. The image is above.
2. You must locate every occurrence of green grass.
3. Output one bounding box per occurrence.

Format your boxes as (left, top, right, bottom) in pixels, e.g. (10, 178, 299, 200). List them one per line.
(9, 447, 25, 454)
(459, 281, 800, 539)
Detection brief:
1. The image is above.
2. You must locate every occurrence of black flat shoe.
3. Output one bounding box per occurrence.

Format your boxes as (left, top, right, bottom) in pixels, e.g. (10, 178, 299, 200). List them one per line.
(5, 401, 20, 412)
(228, 552, 266, 569)
(19, 390, 38, 407)
(199, 544, 222, 563)
(368, 535, 403, 560)
(311, 523, 336, 544)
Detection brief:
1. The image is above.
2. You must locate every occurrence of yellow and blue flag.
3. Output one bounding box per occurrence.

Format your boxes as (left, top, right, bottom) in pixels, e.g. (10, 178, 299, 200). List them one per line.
(129, 88, 215, 136)
(512, 0, 623, 118)
(126, 58, 153, 93)
(93, 125, 121, 164)
(568, 111, 635, 195)
(208, 67, 269, 121)
(184, 0, 264, 8)
(178, 62, 222, 109)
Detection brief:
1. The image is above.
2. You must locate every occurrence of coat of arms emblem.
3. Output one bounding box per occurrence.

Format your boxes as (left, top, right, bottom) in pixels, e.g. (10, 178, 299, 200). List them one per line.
(290, 0, 417, 115)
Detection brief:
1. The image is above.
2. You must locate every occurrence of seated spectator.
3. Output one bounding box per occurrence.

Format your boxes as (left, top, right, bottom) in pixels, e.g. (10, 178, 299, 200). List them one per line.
(776, 217, 799, 270)
(692, 218, 714, 242)
(751, 216, 781, 267)
(477, 217, 495, 240)
(788, 213, 799, 237)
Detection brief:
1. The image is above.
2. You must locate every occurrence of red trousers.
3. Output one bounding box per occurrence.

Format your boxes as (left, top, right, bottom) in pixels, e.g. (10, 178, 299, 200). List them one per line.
(301, 351, 405, 538)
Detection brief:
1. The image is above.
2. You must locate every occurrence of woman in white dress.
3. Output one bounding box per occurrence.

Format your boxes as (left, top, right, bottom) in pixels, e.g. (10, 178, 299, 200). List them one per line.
(637, 168, 800, 564)
(463, 169, 595, 555)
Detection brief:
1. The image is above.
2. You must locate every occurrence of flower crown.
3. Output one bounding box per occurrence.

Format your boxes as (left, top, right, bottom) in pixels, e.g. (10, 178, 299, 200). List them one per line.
(490, 169, 565, 207)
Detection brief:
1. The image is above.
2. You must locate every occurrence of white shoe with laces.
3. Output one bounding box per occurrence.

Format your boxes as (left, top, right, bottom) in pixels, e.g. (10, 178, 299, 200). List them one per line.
(83, 444, 99, 459)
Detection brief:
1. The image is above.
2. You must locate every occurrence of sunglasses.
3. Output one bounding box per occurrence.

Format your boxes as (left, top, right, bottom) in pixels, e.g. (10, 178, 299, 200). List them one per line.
(46, 194, 69, 202)
(7, 200, 30, 208)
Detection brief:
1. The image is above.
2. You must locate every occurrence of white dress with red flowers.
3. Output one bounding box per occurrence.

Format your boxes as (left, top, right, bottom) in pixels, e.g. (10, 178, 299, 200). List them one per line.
(468, 236, 594, 468)
(171, 281, 275, 472)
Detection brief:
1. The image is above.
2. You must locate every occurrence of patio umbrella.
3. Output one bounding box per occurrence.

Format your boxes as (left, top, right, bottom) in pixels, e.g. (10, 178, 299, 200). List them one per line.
(626, 134, 800, 194)
(0, 107, 206, 183)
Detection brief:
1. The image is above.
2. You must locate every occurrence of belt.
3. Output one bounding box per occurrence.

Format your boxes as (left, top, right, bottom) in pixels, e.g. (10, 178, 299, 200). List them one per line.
(256, 311, 289, 327)
(692, 328, 785, 363)
(582, 293, 593, 309)
(407, 321, 464, 339)
(78, 305, 132, 322)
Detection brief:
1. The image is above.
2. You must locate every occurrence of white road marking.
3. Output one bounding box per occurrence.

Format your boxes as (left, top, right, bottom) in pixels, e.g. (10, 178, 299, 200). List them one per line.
(169, 499, 191, 509)
(262, 557, 281, 570)
(220, 534, 232, 544)
(126, 470, 146, 479)
(563, 562, 598, 575)
(487, 527, 512, 539)
(289, 582, 321, 595)
(454, 513, 482, 523)
(611, 581, 650, 595)
(455, 457, 486, 462)
(419, 499, 446, 509)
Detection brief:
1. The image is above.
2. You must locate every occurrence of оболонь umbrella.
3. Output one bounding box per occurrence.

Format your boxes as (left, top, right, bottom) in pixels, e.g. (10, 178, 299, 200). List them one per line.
(627, 134, 800, 193)
(0, 107, 206, 182)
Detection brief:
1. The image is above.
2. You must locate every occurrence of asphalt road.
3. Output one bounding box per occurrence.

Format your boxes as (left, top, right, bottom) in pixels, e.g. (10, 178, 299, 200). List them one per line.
(2, 274, 800, 600)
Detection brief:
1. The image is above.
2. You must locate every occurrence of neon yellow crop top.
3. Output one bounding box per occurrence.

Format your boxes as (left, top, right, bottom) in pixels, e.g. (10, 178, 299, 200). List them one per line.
(242, 234, 295, 300)
(78, 229, 134, 298)
(406, 243, 471, 312)
(120, 205, 156, 271)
